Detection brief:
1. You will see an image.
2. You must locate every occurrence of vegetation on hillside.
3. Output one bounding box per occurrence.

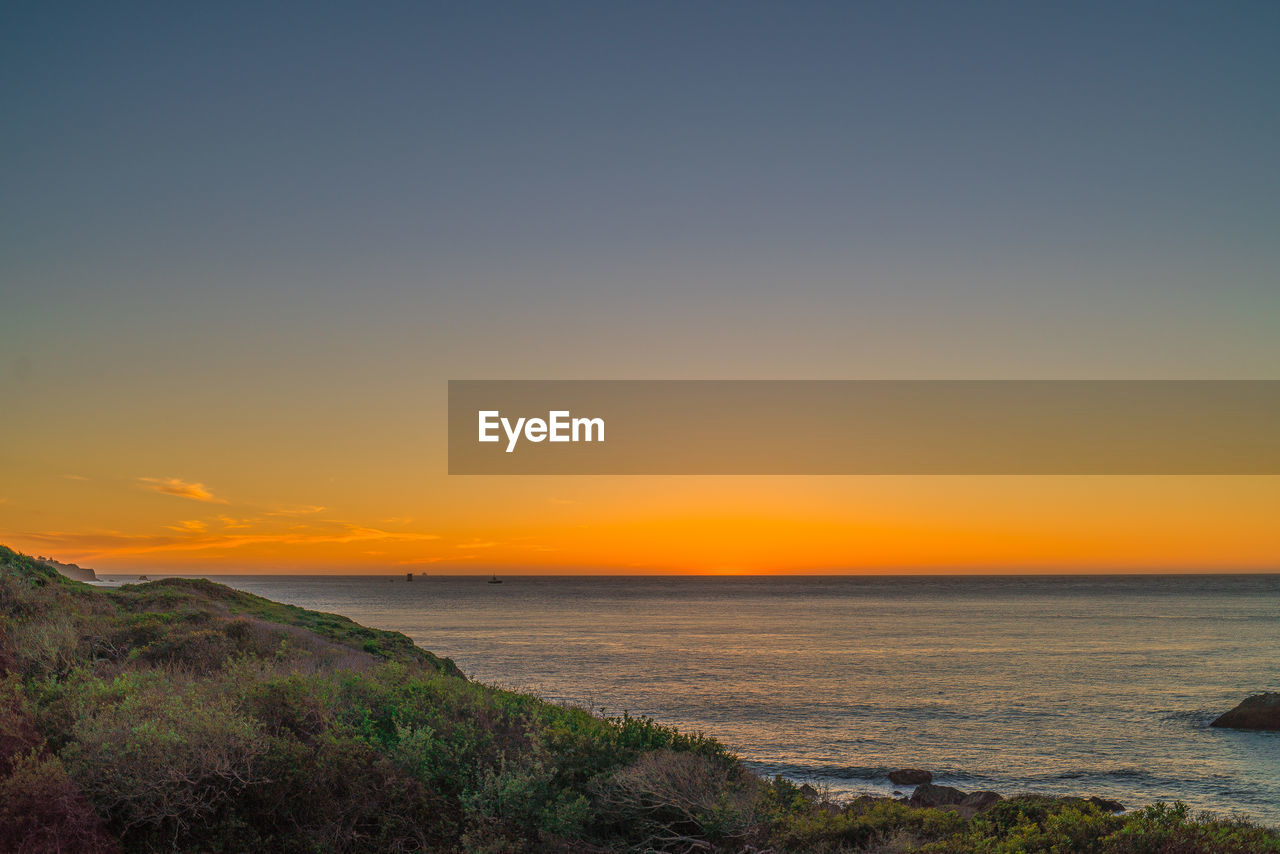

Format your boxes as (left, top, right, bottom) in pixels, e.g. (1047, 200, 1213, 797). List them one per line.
(3, 544, 1278, 853)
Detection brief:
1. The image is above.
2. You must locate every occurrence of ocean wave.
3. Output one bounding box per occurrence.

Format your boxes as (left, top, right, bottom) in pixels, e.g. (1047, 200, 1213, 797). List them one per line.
(1159, 709, 1221, 728)
(1050, 767, 1154, 782)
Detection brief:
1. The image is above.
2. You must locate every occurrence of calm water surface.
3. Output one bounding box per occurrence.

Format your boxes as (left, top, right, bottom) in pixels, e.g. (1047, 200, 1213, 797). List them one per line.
(190, 574, 1280, 823)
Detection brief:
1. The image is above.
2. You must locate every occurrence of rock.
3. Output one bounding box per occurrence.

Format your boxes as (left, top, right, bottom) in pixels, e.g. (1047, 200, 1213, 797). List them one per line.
(1211, 693, 1280, 731)
(1088, 796, 1125, 813)
(847, 795, 894, 811)
(797, 784, 818, 801)
(960, 791, 1004, 813)
(888, 768, 933, 785)
(910, 783, 967, 807)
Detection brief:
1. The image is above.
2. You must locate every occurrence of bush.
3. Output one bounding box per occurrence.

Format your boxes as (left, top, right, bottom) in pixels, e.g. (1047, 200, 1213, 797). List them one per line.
(1102, 802, 1280, 854)
(248, 731, 452, 853)
(7, 610, 82, 677)
(592, 749, 763, 851)
(773, 798, 966, 853)
(60, 675, 266, 849)
(0, 750, 117, 854)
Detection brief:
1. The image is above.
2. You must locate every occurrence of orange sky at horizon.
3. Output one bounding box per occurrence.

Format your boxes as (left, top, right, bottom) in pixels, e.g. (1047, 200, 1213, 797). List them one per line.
(3, 466, 1277, 574)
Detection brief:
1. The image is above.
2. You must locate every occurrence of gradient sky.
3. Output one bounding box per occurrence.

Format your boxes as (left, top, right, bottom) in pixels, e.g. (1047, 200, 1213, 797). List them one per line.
(2, 2, 1278, 573)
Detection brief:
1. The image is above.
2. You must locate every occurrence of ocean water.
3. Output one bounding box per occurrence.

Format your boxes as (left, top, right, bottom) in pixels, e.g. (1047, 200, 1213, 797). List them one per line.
(198, 574, 1280, 824)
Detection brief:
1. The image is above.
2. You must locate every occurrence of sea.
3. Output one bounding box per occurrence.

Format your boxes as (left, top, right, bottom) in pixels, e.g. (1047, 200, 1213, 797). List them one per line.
(181, 574, 1280, 824)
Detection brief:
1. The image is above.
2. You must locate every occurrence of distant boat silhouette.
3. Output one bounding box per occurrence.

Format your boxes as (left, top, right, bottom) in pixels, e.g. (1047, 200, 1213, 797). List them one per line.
(487, 574, 503, 584)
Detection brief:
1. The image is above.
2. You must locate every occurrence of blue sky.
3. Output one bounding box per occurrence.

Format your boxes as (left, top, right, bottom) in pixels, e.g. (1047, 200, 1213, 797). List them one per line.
(5, 2, 1277, 378)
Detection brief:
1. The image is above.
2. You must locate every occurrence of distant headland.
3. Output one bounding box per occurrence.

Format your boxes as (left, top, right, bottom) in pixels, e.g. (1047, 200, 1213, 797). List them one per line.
(34, 555, 97, 583)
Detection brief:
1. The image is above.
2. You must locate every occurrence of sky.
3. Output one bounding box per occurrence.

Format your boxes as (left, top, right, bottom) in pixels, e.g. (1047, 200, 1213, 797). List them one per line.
(2, 1, 1278, 574)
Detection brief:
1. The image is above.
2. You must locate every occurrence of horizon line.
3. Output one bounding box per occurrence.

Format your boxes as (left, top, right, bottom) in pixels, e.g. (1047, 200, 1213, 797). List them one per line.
(97, 569, 1280, 579)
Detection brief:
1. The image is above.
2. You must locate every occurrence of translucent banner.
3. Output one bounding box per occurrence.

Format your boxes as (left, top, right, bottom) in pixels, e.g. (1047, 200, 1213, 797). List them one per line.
(447, 380, 1280, 474)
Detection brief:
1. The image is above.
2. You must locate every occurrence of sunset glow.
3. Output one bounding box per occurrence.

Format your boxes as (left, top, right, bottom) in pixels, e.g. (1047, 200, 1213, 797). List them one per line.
(4, 470, 1276, 574)
(2, 3, 1277, 576)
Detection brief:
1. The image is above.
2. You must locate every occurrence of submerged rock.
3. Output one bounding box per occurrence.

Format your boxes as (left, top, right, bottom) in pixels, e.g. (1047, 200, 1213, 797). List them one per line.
(1211, 693, 1280, 731)
(889, 768, 933, 785)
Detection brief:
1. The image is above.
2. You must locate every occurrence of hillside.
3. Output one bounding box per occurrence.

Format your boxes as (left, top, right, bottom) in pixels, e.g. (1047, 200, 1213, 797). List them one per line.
(3, 545, 1279, 853)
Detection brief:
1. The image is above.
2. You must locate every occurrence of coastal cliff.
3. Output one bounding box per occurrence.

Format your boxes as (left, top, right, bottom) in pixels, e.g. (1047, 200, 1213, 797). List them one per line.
(35, 556, 97, 583)
(2, 544, 1277, 853)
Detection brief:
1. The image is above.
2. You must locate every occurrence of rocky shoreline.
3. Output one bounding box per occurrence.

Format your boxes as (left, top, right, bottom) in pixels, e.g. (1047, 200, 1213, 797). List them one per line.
(800, 768, 1126, 820)
(803, 692, 1280, 823)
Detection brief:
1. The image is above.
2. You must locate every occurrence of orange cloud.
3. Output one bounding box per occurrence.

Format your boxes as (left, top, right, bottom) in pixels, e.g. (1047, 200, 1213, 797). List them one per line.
(11, 521, 441, 561)
(265, 505, 327, 517)
(137, 477, 227, 503)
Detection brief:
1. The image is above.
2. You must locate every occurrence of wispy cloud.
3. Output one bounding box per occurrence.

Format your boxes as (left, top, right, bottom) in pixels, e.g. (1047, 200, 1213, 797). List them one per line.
(166, 520, 208, 533)
(138, 477, 227, 504)
(12, 522, 441, 559)
(266, 505, 326, 517)
(455, 540, 498, 549)
(62, 474, 89, 481)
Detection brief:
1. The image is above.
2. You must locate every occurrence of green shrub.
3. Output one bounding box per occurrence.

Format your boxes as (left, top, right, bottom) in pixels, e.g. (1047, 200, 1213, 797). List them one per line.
(592, 748, 763, 850)
(60, 676, 266, 848)
(773, 798, 966, 853)
(0, 749, 117, 854)
(248, 731, 453, 852)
